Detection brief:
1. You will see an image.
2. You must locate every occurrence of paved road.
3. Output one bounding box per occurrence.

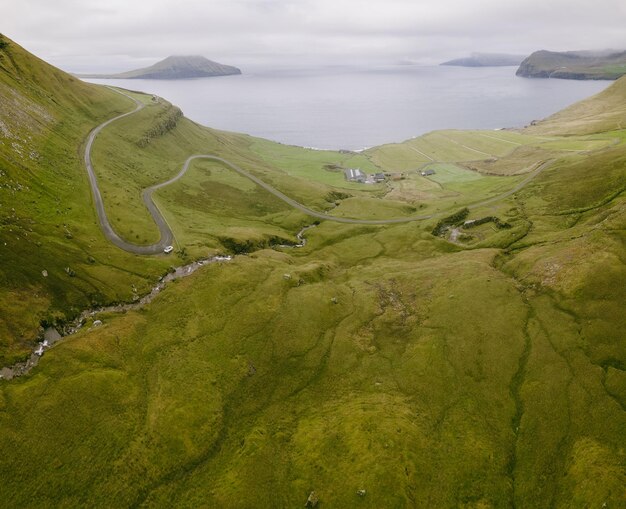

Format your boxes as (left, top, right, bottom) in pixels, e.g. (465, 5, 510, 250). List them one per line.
(84, 90, 174, 254)
(84, 88, 552, 254)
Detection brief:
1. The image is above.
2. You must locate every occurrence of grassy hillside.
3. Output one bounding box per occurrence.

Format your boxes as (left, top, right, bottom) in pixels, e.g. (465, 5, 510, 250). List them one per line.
(0, 35, 624, 508)
(0, 150, 623, 507)
(524, 76, 626, 135)
(365, 125, 616, 177)
(0, 35, 175, 364)
(517, 49, 626, 80)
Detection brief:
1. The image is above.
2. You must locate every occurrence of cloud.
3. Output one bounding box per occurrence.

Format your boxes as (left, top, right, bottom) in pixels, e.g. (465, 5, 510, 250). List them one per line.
(3, 0, 626, 72)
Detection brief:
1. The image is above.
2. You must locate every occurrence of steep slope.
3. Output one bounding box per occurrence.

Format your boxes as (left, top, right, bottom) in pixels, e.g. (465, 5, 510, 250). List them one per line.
(525, 75, 626, 135)
(82, 55, 241, 79)
(0, 34, 175, 364)
(517, 49, 626, 80)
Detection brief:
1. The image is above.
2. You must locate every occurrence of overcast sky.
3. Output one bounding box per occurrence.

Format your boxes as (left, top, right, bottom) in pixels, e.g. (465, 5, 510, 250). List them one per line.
(4, 0, 626, 72)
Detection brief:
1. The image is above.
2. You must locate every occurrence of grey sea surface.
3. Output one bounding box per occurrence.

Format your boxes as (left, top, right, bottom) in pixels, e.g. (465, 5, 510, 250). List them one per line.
(85, 65, 609, 151)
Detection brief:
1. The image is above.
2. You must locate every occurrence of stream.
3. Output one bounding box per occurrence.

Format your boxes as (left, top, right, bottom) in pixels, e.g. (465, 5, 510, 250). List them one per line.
(0, 225, 317, 381)
(0, 254, 232, 381)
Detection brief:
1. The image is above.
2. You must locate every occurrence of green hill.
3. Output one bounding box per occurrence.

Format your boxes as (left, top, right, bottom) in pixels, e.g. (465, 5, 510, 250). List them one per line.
(0, 34, 625, 508)
(80, 55, 241, 79)
(525, 75, 626, 135)
(516, 49, 626, 80)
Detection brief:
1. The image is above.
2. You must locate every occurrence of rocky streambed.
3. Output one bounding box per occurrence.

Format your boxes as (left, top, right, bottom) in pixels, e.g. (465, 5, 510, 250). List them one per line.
(0, 254, 233, 381)
(0, 224, 318, 382)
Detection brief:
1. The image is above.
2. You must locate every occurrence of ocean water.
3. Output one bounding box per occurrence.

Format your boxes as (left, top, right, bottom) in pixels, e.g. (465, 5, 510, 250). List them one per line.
(85, 65, 610, 151)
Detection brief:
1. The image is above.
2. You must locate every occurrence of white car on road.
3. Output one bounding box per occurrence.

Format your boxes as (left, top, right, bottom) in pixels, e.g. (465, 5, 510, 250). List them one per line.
(163, 245, 174, 254)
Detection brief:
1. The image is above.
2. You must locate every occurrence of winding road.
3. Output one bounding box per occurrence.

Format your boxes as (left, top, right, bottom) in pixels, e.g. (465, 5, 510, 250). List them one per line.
(84, 90, 170, 254)
(84, 88, 552, 254)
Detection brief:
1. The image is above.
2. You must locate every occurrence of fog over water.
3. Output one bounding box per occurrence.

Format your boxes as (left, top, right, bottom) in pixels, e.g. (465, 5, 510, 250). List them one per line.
(87, 66, 609, 150)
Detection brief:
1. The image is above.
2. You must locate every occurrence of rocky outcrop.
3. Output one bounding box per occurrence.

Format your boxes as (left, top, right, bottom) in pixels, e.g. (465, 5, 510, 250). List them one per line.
(137, 104, 183, 147)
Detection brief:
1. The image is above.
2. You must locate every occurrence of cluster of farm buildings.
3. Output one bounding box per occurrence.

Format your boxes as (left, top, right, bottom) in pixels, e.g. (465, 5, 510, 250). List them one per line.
(344, 168, 385, 184)
(344, 167, 435, 183)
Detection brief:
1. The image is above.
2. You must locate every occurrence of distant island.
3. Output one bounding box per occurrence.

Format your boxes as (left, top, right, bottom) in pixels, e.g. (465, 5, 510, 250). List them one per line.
(79, 55, 241, 79)
(516, 50, 626, 80)
(441, 53, 525, 67)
